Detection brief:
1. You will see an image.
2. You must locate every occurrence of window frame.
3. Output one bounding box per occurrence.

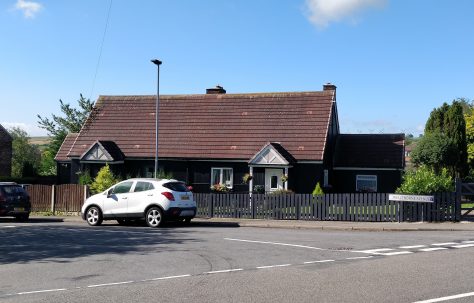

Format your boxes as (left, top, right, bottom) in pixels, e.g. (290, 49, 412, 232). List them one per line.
(355, 175, 377, 193)
(211, 167, 233, 188)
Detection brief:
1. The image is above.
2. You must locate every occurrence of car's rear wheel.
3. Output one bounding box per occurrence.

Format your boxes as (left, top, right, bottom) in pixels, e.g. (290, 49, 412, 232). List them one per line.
(146, 207, 163, 228)
(184, 218, 192, 224)
(86, 206, 103, 226)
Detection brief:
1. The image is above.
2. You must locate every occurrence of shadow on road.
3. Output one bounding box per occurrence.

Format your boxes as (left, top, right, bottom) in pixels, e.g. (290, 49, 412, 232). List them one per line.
(0, 217, 64, 224)
(0, 221, 232, 265)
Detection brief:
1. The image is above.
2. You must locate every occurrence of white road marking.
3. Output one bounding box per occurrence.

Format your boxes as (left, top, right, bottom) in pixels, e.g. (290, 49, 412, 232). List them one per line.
(224, 238, 329, 251)
(17, 288, 67, 295)
(345, 256, 373, 260)
(451, 244, 474, 248)
(257, 264, 291, 269)
(205, 269, 243, 274)
(399, 245, 426, 249)
(412, 291, 474, 303)
(431, 242, 456, 246)
(462, 240, 474, 244)
(304, 259, 335, 264)
(354, 248, 394, 255)
(2, 226, 16, 228)
(380, 251, 413, 256)
(143, 274, 191, 281)
(87, 281, 134, 288)
(419, 247, 448, 252)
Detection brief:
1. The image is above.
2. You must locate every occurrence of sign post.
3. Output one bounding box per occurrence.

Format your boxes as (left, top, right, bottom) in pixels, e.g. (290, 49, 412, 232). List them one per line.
(388, 194, 435, 222)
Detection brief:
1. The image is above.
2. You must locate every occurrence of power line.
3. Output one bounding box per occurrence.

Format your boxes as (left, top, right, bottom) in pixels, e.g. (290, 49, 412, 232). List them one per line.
(89, 0, 113, 101)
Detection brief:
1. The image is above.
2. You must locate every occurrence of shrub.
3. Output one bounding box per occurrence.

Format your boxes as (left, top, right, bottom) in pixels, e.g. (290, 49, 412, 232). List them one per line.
(312, 182, 324, 196)
(77, 170, 93, 186)
(396, 165, 454, 194)
(269, 189, 293, 195)
(253, 185, 265, 194)
(156, 169, 173, 179)
(90, 164, 120, 194)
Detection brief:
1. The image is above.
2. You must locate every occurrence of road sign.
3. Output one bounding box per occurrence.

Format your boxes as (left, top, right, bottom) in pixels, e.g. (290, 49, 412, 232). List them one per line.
(388, 194, 434, 203)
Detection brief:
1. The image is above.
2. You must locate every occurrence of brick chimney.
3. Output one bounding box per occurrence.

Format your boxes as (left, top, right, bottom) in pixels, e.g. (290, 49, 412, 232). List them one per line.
(323, 83, 336, 91)
(206, 85, 226, 94)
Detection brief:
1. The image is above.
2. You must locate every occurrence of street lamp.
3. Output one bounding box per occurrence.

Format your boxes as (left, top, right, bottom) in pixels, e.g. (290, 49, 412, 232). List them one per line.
(151, 59, 162, 179)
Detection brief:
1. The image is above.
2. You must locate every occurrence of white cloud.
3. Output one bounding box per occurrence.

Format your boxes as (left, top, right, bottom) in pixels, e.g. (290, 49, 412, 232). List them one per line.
(304, 0, 386, 29)
(14, 0, 43, 19)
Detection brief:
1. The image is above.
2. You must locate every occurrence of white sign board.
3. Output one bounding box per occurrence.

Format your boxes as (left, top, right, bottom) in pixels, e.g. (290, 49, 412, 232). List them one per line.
(388, 194, 435, 203)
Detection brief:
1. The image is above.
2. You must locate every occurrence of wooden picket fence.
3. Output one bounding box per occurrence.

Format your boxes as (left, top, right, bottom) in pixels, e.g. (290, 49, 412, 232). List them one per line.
(26, 184, 88, 213)
(195, 192, 459, 222)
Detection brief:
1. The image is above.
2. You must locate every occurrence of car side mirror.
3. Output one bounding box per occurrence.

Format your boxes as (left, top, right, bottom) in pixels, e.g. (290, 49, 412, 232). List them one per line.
(107, 189, 113, 198)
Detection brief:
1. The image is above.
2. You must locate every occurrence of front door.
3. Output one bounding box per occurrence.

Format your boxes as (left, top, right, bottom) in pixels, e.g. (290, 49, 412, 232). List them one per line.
(265, 168, 283, 192)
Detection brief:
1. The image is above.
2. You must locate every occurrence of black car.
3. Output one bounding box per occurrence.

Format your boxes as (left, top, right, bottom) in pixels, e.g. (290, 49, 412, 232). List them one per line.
(0, 182, 31, 221)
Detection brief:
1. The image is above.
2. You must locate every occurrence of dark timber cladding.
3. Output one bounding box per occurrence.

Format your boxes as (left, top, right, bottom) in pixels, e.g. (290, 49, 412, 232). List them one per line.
(66, 91, 335, 161)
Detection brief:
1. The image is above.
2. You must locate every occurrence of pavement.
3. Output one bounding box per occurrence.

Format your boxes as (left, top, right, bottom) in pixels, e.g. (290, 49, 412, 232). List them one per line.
(30, 215, 474, 231)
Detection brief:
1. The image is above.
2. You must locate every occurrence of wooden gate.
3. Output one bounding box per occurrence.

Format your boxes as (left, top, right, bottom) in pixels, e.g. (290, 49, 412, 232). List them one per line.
(459, 180, 474, 221)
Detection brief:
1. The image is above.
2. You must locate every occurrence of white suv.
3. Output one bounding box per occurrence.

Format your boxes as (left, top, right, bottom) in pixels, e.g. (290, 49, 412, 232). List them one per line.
(81, 178, 196, 228)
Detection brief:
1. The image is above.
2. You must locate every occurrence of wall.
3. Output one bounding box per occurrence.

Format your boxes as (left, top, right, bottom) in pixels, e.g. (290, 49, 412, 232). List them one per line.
(332, 169, 402, 193)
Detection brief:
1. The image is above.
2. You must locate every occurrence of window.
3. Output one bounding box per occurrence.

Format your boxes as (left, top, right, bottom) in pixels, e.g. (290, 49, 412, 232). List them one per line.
(134, 181, 154, 192)
(112, 181, 133, 194)
(270, 176, 278, 189)
(356, 175, 377, 193)
(211, 168, 233, 188)
(163, 182, 189, 192)
(324, 169, 329, 187)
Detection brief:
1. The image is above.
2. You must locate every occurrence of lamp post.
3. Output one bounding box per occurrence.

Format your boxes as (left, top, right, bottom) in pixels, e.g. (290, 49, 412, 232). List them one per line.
(151, 59, 162, 178)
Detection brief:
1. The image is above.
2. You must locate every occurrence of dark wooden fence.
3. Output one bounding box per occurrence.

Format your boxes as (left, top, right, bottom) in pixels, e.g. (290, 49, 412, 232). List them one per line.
(195, 192, 459, 222)
(26, 184, 88, 213)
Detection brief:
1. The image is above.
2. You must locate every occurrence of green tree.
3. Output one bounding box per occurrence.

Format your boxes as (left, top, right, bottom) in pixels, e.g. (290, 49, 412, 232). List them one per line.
(396, 165, 454, 194)
(9, 127, 41, 177)
(410, 132, 457, 174)
(90, 164, 120, 194)
(424, 101, 467, 177)
(37, 94, 94, 175)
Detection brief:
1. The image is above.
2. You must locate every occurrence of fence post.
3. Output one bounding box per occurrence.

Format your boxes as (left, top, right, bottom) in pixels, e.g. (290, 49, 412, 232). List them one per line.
(252, 195, 256, 219)
(296, 194, 301, 220)
(50, 185, 56, 215)
(208, 194, 214, 218)
(455, 178, 461, 222)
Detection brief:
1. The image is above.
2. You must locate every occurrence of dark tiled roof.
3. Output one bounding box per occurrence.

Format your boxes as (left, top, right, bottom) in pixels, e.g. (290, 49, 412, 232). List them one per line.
(67, 91, 335, 161)
(55, 133, 78, 161)
(333, 134, 405, 168)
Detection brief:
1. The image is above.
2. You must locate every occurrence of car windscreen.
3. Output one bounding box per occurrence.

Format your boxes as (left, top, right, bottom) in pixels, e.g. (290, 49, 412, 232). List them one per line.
(2, 186, 27, 197)
(162, 182, 189, 192)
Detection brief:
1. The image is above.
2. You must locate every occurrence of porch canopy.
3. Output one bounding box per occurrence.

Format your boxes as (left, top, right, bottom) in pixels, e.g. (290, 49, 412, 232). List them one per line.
(80, 140, 124, 164)
(248, 142, 295, 191)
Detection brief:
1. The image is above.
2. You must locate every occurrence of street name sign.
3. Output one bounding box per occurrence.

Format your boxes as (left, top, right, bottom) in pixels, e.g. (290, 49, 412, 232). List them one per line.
(388, 194, 434, 203)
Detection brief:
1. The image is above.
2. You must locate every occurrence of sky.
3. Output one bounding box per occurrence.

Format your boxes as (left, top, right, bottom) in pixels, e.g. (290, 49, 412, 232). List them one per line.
(1, 0, 473, 137)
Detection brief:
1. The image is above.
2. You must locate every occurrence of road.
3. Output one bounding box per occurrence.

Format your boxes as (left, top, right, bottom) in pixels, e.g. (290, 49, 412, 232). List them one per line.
(1, 219, 474, 303)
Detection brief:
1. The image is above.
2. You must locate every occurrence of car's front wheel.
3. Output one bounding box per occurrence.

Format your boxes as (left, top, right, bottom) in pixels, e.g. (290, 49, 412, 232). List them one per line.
(86, 206, 103, 226)
(146, 207, 163, 228)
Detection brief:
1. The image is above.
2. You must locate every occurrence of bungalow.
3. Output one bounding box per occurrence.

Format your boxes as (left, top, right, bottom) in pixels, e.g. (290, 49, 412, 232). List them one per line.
(0, 124, 12, 177)
(55, 84, 404, 193)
